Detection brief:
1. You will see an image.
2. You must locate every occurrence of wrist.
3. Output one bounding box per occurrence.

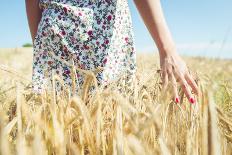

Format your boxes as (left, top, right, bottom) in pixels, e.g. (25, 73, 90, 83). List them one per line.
(158, 43, 177, 58)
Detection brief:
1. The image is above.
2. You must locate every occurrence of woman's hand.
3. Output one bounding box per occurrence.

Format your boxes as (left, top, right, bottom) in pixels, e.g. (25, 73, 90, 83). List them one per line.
(159, 51, 200, 104)
(133, 0, 200, 103)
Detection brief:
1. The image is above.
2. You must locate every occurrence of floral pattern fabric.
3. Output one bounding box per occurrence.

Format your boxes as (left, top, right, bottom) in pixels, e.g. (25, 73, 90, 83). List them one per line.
(32, 0, 137, 95)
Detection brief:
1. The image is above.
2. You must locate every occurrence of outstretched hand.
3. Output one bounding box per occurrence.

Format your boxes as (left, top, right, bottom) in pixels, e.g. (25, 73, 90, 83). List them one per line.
(159, 52, 200, 104)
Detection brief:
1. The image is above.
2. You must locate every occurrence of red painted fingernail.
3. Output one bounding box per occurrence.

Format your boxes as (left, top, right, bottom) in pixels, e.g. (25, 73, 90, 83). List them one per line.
(190, 97, 195, 104)
(175, 97, 179, 103)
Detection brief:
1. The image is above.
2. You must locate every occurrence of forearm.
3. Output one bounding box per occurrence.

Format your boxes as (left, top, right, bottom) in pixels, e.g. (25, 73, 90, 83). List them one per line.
(133, 0, 176, 57)
(25, 0, 42, 42)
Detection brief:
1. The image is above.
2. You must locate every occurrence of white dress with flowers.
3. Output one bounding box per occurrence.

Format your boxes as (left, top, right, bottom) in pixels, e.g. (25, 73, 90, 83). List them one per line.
(32, 0, 137, 95)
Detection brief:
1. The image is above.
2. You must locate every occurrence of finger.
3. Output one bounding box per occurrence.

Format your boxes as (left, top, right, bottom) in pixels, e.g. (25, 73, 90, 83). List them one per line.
(185, 73, 200, 96)
(179, 74, 195, 104)
(161, 70, 168, 92)
(173, 68, 181, 83)
(170, 72, 179, 103)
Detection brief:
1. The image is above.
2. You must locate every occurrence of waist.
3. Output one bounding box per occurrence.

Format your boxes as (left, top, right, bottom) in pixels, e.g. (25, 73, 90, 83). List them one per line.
(39, 1, 97, 10)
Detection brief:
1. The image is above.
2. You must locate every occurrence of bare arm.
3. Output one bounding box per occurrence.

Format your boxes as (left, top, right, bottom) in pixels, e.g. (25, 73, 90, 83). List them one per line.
(134, 0, 200, 104)
(133, 0, 175, 57)
(25, 0, 42, 44)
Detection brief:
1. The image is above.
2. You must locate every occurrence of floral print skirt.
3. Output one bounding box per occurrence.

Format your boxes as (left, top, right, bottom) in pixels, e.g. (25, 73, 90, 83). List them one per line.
(32, 0, 137, 96)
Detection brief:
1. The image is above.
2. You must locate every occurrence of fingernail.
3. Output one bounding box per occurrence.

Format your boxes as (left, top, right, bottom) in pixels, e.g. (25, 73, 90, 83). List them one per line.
(175, 97, 179, 103)
(189, 97, 195, 104)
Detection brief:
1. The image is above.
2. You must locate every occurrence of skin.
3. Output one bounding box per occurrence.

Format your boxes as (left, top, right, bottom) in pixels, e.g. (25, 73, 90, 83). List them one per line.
(25, 0, 200, 103)
(25, 0, 42, 45)
(133, 0, 200, 103)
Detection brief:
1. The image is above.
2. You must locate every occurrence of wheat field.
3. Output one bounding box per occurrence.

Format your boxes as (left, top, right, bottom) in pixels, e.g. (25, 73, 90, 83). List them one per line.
(0, 47, 232, 155)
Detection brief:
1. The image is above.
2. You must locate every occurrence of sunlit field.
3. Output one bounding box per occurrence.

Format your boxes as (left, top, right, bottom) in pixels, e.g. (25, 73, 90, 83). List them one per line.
(0, 47, 232, 155)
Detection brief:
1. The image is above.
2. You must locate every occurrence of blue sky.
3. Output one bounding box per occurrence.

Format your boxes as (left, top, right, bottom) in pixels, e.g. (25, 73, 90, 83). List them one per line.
(0, 0, 232, 58)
